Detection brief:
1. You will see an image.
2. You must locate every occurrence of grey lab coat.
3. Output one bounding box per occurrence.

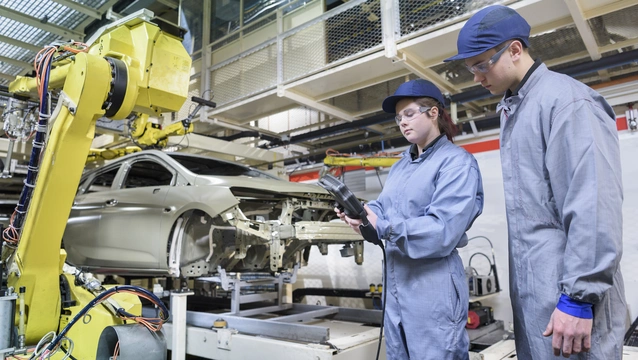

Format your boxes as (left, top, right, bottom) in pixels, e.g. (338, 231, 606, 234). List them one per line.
(498, 63, 627, 359)
(368, 136, 484, 360)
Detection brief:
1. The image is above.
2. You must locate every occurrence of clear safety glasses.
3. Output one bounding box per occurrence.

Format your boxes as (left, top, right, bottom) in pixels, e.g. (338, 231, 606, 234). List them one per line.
(465, 42, 512, 74)
(395, 106, 431, 126)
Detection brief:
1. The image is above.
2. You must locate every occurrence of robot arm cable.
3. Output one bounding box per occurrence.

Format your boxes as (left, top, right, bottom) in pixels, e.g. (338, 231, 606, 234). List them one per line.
(37, 285, 169, 359)
(3, 46, 55, 246)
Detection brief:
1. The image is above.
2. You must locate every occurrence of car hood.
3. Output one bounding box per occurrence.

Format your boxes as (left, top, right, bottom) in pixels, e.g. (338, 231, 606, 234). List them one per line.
(193, 175, 330, 197)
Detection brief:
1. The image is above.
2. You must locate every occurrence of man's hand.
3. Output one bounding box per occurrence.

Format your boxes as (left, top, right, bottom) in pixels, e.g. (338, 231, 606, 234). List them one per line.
(543, 308, 592, 357)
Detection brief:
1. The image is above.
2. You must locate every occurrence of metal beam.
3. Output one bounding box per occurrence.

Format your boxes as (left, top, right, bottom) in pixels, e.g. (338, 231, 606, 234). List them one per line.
(168, 133, 283, 163)
(366, 124, 385, 134)
(268, 112, 395, 148)
(267, 307, 339, 323)
(0, 34, 41, 53)
(420, 16, 574, 69)
(279, 117, 337, 134)
(200, 0, 211, 130)
(393, 51, 485, 116)
(530, 16, 574, 37)
(156, 0, 179, 9)
(52, 0, 102, 19)
(315, 69, 411, 102)
(595, 79, 638, 107)
(292, 304, 383, 325)
(208, 89, 279, 117)
(0, 55, 31, 69)
(599, 38, 638, 54)
(0, 72, 16, 82)
(560, 48, 638, 77)
(0, 5, 84, 40)
(237, 104, 299, 125)
(0, 138, 30, 155)
(203, 115, 251, 132)
(564, 0, 600, 60)
(182, 310, 330, 343)
(76, 0, 119, 31)
(578, 67, 638, 86)
(307, 129, 367, 145)
(583, 0, 638, 19)
(395, 51, 456, 94)
(280, 89, 355, 122)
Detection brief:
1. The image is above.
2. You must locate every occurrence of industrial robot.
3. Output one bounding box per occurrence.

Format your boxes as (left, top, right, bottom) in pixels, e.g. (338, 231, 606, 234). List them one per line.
(0, 10, 192, 359)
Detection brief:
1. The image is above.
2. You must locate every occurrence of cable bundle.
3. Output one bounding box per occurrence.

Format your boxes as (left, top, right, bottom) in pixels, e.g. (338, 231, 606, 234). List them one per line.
(33, 285, 169, 360)
(2, 41, 87, 247)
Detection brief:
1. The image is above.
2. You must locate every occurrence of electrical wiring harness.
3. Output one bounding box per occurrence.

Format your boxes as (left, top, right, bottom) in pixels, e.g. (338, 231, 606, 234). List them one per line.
(31, 285, 169, 360)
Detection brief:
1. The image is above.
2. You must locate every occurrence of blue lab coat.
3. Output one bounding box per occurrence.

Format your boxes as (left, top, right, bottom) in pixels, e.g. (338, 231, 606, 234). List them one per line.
(368, 136, 484, 360)
(498, 62, 626, 359)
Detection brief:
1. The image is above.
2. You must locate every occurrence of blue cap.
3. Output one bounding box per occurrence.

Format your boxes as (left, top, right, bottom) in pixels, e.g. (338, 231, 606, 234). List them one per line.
(444, 5, 530, 62)
(382, 79, 445, 113)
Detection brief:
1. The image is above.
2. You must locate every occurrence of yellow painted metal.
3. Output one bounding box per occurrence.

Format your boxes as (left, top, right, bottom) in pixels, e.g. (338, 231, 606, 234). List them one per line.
(131, 113, 194, 148)
(86, 146, 142, 163)
(5, 15, 191, 355)
(8, 64, 71, 96)
(57, 274, 141, 360)
(323, 155, 400, 167)
(8, 51, 112, 343)
(88, 21, 191, 117)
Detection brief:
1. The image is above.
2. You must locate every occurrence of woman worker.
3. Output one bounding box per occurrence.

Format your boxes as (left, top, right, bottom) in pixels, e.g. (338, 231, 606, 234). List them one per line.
(337, 79, 484, 359)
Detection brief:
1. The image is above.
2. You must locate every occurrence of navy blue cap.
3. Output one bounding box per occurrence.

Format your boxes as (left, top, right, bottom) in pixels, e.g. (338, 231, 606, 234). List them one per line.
(444, 5, 530, 62)
(382, 79, 445, 113)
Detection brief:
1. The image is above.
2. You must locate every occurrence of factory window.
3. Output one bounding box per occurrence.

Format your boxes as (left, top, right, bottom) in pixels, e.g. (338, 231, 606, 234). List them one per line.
(85, 167, 120, 193)
(182, 0, 203, 57)
(122, 160, 174, 189)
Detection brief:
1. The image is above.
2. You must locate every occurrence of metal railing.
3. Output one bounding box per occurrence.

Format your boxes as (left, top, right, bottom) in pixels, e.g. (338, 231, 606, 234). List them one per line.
(207, 0, 506, 107)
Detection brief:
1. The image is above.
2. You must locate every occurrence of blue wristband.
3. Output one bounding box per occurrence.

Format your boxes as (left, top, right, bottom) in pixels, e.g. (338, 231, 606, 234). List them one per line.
(556, 294, 593, 319)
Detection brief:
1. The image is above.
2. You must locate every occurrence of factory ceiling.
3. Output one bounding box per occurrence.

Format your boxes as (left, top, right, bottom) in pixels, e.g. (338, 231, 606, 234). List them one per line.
(1, 0, 637, 170)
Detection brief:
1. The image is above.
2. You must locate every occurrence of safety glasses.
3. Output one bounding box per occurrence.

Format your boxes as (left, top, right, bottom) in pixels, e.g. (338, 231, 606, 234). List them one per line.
(395, 106, 431, 125)
(465, 42, 512, 74)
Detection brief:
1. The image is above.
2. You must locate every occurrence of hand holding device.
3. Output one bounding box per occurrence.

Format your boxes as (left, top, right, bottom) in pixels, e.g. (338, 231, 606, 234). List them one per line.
(318, 174, 381, 246)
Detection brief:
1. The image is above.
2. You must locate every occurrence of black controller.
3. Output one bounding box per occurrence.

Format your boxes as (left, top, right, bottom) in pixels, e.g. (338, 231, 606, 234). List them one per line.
(317, 174, 381, 246)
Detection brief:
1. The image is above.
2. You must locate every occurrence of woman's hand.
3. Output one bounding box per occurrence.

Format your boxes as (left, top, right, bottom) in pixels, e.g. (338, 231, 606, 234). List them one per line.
(364, 204, 378, 229)
(334, 207, 363, 234)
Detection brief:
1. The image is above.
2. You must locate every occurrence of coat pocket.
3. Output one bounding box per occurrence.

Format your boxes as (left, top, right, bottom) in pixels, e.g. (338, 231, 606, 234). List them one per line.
(447, 273, 467, 324)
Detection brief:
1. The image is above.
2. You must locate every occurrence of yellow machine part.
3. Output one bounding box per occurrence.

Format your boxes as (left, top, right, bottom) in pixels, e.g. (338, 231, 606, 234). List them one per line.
(87, 146, 142, 163)
(8, 51, 113, 342)
(323, 155, 401, 167)
(57, 274, 142, 360)
(88, 21, 191, 117)
(5, 14, 190, 353)
(129, 113, 194, 148)
(8, 64, 71, 96)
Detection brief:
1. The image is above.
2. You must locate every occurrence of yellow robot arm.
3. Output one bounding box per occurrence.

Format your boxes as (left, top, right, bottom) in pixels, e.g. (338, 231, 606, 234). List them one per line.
(86, 146, 142, 163)
(129, 113, 193, 148)
(323, 155, 401, 167)
(127, 95, 215, 148)
(2, 11, 191, 356)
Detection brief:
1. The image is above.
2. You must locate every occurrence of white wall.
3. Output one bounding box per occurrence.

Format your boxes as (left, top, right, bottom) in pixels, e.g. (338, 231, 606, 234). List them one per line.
(296, 131, 638, 330)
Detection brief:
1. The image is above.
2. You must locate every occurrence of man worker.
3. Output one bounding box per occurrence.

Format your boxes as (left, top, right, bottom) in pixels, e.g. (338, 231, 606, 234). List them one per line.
(445, 5, 627, 359)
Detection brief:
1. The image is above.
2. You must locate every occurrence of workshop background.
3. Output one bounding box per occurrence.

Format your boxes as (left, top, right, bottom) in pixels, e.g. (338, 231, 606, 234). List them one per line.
(1, 0, 638, 343)
(294, 131, 638, 331)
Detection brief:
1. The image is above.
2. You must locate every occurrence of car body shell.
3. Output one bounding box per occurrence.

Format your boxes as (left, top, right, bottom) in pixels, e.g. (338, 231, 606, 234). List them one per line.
(63, 150, 363, 276)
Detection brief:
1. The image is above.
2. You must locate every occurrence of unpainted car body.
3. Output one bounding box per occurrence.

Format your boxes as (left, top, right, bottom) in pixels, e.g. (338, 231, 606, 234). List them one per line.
(63, 150, 363, 276)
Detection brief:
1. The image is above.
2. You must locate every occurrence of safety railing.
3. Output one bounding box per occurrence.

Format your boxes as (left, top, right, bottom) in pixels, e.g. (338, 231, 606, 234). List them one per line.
(208, 0, 507, 107)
